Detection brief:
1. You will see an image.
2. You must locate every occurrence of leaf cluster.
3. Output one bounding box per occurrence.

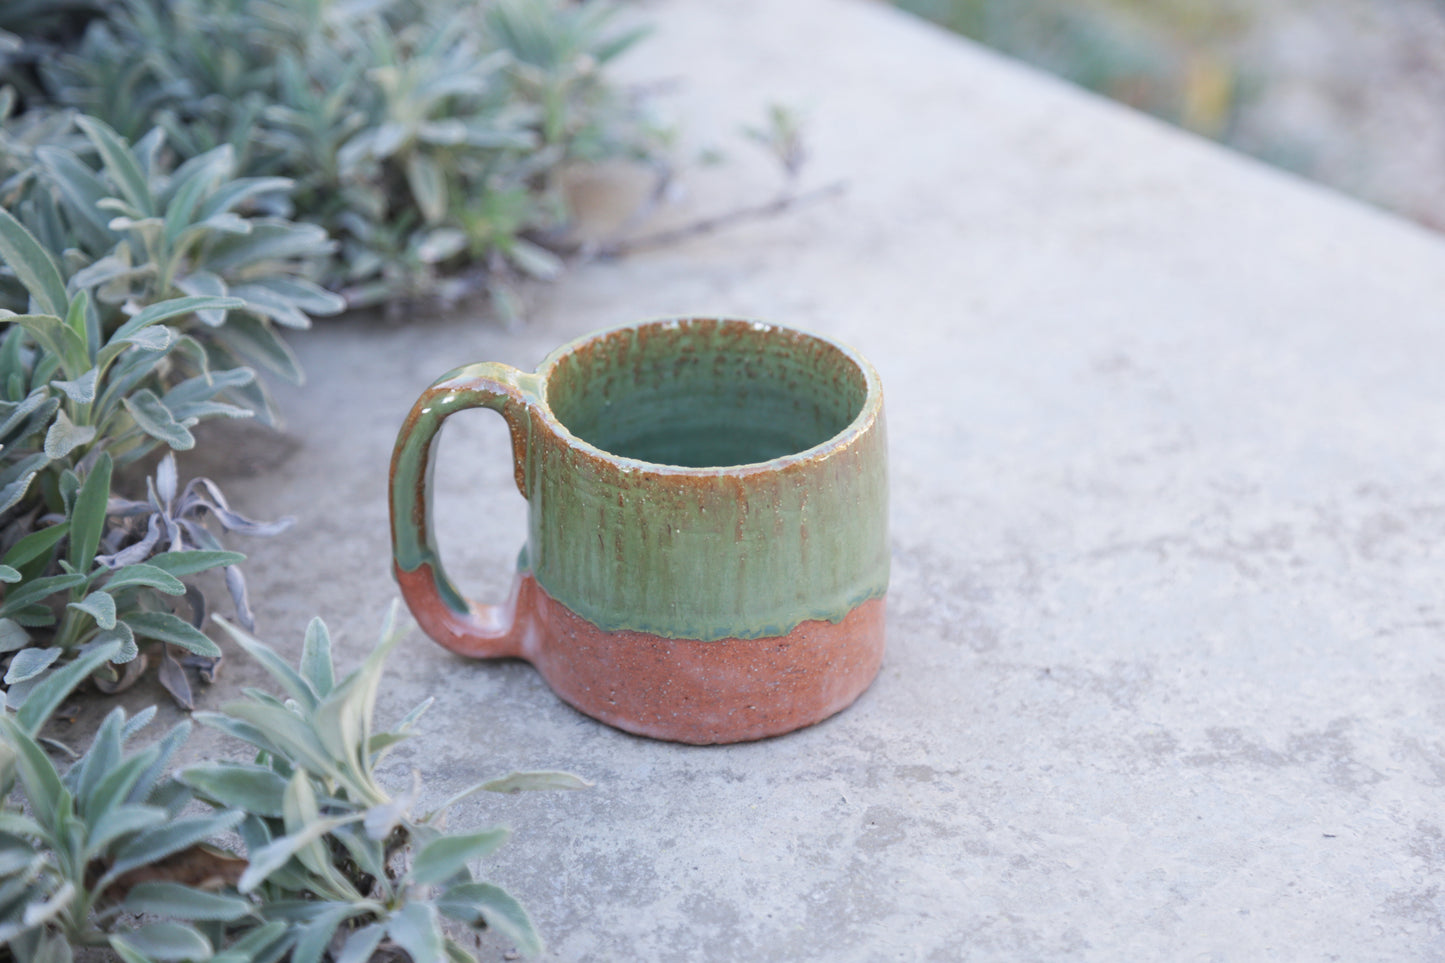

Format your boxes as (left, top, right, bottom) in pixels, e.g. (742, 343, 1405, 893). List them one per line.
(2, 107, 343, 422)
(0, 119, 310, 706)
(0, 608, 585, 961)
(6, 0, 657, 316)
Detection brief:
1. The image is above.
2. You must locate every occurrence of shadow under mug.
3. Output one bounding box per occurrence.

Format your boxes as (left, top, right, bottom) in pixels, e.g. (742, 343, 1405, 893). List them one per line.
(389, 317, 888, 744)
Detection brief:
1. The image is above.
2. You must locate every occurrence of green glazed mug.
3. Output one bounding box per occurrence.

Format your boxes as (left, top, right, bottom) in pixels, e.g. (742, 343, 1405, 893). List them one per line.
(389, 317, 888, 744)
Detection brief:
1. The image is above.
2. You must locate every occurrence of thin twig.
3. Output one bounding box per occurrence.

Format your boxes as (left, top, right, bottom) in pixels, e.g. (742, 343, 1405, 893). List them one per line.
(570, 179, 850, 261)
(605, 160, 677, 241)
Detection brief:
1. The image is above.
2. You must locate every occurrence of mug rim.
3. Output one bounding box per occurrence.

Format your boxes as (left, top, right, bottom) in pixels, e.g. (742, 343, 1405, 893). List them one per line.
(531, 316, 883, 477)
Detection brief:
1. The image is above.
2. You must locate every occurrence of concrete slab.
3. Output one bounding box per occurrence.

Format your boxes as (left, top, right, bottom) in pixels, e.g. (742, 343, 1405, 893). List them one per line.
(155, 0, 1445, 958)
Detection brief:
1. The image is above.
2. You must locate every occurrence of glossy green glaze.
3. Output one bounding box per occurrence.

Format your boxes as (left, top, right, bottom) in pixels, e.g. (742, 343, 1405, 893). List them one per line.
(390, 362, 538, 613)
(390, 318, 889, 641)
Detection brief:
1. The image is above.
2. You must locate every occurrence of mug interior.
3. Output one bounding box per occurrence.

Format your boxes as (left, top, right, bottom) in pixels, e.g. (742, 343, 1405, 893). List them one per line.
(545, 320, 870, 468)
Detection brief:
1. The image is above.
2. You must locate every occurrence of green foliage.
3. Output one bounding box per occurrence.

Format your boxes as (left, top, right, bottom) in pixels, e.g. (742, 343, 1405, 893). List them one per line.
(8, 0, 656, 314)
(3, 112, 341, 420)
(0, 638, 232, 962)
(0, 143, 304, 706)
(895, 0, 1252, 137)
(0, 608, 586, 961)
(743, 104, 809, 183)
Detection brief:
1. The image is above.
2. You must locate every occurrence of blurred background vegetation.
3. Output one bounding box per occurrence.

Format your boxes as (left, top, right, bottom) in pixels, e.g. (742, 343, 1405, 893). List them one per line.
(895, 0, 1445, 231)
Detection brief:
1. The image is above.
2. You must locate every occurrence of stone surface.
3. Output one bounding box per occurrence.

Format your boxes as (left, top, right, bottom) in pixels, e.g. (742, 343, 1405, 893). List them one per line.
(146, 0, 1445, 958)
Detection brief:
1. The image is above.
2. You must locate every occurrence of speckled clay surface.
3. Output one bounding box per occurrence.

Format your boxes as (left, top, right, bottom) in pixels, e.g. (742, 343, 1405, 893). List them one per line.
(396, 568, 887, 743)
(390, 318, 889, 743)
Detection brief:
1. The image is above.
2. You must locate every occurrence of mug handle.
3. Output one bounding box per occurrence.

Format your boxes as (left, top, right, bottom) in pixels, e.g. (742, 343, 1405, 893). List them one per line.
(389, 362, 539, 659)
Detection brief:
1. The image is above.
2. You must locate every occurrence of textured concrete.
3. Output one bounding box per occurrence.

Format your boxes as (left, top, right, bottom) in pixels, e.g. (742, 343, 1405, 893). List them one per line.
(154, 0, 1445, 958)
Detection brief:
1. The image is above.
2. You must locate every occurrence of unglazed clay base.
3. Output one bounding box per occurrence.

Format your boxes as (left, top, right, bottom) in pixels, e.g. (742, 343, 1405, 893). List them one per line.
(397, 566, 885, 744)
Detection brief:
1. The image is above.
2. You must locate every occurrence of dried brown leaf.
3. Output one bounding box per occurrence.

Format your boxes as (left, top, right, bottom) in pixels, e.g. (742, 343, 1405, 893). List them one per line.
(91, 652, 150, 694)
(107, 843, 248, 900)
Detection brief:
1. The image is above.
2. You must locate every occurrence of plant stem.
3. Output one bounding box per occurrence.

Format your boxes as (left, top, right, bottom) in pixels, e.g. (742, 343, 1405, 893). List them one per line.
(572, 180, 849, 260)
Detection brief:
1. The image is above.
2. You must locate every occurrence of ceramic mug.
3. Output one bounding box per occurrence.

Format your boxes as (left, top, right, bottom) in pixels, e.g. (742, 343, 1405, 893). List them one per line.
(389, 317, 888, 744)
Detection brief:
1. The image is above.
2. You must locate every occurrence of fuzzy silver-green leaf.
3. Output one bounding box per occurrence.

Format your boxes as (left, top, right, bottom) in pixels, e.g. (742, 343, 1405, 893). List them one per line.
(437, 881, 542, 956)
(0, 618, 28, 653)
(67, 591, 117, 631)
(123, 612, 220, 656)
(410, 828, 509, 886)
(103, 564, 186, 597)
(4, 646, 61, 685)
(43, 409, 95, 461)
(386, 901, 445, 963)
(13, 637, 122, 734)
(236, 815, 355, 894)
(123, 390, 195, 450)
(68, 451, 111, 573)
(0, 207, 68, 319)
(120, 882, 253, 923)
(179, 762, 288, 818)
(109, 920, 214, 962)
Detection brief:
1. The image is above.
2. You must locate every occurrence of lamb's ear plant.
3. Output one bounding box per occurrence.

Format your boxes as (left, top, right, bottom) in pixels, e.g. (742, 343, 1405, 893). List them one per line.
(314, 11, 543, 307)
(0, 198, 290, 707)
(0, 636, 253, 963)
(27, 114, 343, 423)
(185, 607, 588, 962)
(484, 0, 650, 157)
(19, 0, 661, 315)
(0, 606, 584, 962)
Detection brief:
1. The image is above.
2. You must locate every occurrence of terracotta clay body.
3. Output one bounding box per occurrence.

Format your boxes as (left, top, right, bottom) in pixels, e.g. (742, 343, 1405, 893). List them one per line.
(390, 318, 889, 744)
